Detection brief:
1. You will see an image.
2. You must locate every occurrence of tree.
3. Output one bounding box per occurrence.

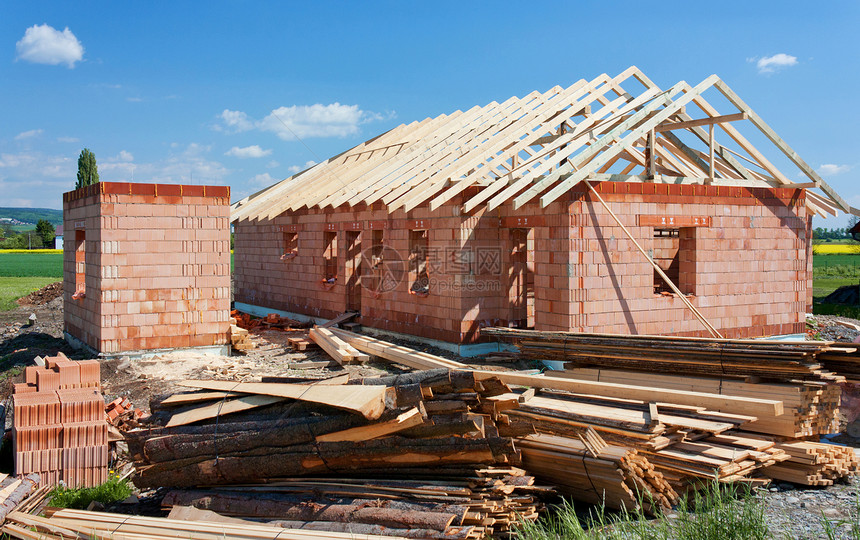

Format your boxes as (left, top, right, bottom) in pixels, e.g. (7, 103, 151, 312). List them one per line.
(76, 148, 99, 189)
(36, 219, 55, 246)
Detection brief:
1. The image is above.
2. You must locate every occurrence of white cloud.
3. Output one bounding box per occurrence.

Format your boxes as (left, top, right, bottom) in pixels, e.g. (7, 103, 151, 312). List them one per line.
(287, 160, 317, 174)
(220, 110, 254, 131)
(250, 173, 277, 187)
(266, 160, 280, 168)
(117, 150, 134, 162)
(57, 136, 79, 143)
(225, 145, 271, 158)
(219, 104, 390, 140)
(750, 53, 798, 74)
(15, 24, 84, 68)
(817, 163, 851, 176)
(14, 129, 43, 140)
(126, 97, 144, 103)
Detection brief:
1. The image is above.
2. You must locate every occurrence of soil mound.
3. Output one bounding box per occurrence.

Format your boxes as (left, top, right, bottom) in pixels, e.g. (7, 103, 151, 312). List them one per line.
(16, 281, 63, 306)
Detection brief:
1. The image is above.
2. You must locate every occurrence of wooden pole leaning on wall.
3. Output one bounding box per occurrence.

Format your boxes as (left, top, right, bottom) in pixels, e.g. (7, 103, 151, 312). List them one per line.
(583, 180, 723, 338)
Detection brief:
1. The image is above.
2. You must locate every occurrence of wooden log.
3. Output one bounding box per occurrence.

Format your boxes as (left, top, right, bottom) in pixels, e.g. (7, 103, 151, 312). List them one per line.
(315, 408, 424, 442)
(134, 437, 518, 488)
(162, 491, 463, 531)
(142, 415, 367, 463)
(0, 473, 39, 524)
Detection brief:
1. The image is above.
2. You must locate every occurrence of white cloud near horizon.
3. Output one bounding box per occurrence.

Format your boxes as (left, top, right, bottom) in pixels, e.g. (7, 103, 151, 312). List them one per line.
(219, 104, 393, 140)
(16, 24, 84, 68)
(14, 129, 43, 140)
(817, 163, 851, 176)
(749, 53, 797, 74)
(288, 160, 317, 174)
(225, 145, 272, 158)
(57, 136, 79, 143)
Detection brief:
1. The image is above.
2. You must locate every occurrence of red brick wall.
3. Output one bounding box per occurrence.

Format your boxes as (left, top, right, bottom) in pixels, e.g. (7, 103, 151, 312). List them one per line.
(234, 182, 810, 344)
(63, 182, 231, 353)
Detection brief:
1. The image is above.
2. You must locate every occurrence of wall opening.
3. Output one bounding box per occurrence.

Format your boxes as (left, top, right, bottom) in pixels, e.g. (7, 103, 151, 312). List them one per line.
(345, 230, 362, 311)
(653, 227, 695, 295)
(323, 231, 338, 284)
(74, 229, 86, 298)
(281, 231, 298, 260)
(509, 228, 534, 328)
(409, 229, 430, 296)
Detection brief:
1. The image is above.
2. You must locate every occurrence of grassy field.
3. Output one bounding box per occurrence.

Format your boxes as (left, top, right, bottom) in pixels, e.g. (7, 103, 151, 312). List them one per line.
(0, 277, 59, 311)
(0, 252, 63, 311)
(0, 252, 63, 278)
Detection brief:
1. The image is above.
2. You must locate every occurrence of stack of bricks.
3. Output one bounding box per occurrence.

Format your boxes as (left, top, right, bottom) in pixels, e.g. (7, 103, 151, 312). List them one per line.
(63, 182, 231, 355)
(12, 353, 107, 487)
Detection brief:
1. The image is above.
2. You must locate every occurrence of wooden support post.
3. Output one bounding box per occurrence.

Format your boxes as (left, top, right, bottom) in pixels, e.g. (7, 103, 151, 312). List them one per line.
(648, 128, 656, 179)
(584, 180, 722, 338)
(708, 123, 715, 184)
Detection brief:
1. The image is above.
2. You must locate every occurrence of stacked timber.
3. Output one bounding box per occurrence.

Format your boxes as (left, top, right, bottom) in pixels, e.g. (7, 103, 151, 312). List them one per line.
(762, 440, 859, 486)
(229, 320, 255, 351)
(517, 432, 677, 511)
(557, 368, 841, 438)
(3, 508, 413, 540)
(160, 468, 550, 539)
(127, 369, 543, 538)
(482, 328, 846, 383)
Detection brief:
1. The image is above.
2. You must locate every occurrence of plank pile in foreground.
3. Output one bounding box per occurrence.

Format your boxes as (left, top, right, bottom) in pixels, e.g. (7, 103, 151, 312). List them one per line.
(125, 369, 545, 538)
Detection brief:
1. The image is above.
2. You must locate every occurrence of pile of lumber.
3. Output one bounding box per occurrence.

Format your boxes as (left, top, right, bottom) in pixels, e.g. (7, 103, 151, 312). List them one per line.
(556, 368, 841, 438)
(517, 432, 677, 511)
(309, 327, 369, 365)
(229, 320, 255, 351)
(3, 508, 413, 540)
(160, 468, 549, 539)
(126, 370, 544, 538)
(763, 440, 859, 486)
(231, 310, 308, 331)
(482, 328, 846, 383)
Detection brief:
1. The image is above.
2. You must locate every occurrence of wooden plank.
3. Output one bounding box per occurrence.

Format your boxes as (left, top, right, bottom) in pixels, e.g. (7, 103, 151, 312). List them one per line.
(315, 408, 424, 442)
(159, 392, 244, 407)
(165, 395, 285, 427)
(654, 112, 747, 132)
(309, 327, 369, 365)
(319, 312, 359, 329)
(177, 380, 391, 420)
(470, 370, 783, 418)
(328, 329, 465, 370)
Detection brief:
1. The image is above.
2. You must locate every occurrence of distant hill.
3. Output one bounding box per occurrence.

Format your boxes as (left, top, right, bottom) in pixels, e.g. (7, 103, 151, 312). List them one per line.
(0, 207, 63, 227)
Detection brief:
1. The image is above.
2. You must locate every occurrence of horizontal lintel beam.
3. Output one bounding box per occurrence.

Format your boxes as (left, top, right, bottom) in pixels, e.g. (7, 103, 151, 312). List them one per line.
(655, 112, 748, 133)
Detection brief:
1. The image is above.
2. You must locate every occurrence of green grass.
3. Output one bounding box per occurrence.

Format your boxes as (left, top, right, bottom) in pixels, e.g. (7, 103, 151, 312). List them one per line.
(814, 254, 860, 269)
(0, 252, 63, 277)
(47, 473, 133, 509)
(0, 276, 59, 311)
(513, 481, 768, 540)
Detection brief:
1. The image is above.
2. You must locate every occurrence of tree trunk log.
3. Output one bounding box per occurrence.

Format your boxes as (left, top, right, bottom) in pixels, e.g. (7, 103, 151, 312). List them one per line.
(0, 473, 39, 524)
(135, 437, 517, 488)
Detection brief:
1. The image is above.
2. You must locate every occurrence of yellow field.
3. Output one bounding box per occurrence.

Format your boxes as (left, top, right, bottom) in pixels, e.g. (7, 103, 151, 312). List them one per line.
(813, 244, 860, 255)
(0, 249, 62, 254)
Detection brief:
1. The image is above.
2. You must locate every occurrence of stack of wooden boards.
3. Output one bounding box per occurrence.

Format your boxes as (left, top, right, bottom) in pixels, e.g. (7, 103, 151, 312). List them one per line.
(481, 328, 847, 383)
(481, 328, 858, 490)
(126, 370, 544, 538)
(12, 353, 107, 488)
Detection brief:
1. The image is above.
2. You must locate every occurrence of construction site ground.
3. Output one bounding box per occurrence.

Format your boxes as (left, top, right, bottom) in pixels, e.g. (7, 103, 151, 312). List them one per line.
(3, 284, 860, 537)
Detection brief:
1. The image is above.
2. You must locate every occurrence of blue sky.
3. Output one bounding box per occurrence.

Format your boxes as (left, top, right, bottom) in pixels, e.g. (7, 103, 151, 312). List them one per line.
(2, 1, 858, 227)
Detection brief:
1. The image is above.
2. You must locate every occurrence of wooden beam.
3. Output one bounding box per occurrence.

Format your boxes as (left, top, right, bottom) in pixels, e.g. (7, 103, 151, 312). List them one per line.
(470, 371, 783, 418)
(655, 112, 747, 132)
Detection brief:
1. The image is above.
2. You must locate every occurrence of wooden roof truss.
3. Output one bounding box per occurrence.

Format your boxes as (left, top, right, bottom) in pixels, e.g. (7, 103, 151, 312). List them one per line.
(231, 67, 856, 222)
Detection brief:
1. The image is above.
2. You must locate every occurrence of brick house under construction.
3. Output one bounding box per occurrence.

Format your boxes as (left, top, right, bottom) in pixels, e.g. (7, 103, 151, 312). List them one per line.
(231, 67, 856, 353)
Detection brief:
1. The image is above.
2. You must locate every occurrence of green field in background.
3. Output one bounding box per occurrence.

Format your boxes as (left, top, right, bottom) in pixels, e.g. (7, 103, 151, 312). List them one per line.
(0, 252, 63, 278)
